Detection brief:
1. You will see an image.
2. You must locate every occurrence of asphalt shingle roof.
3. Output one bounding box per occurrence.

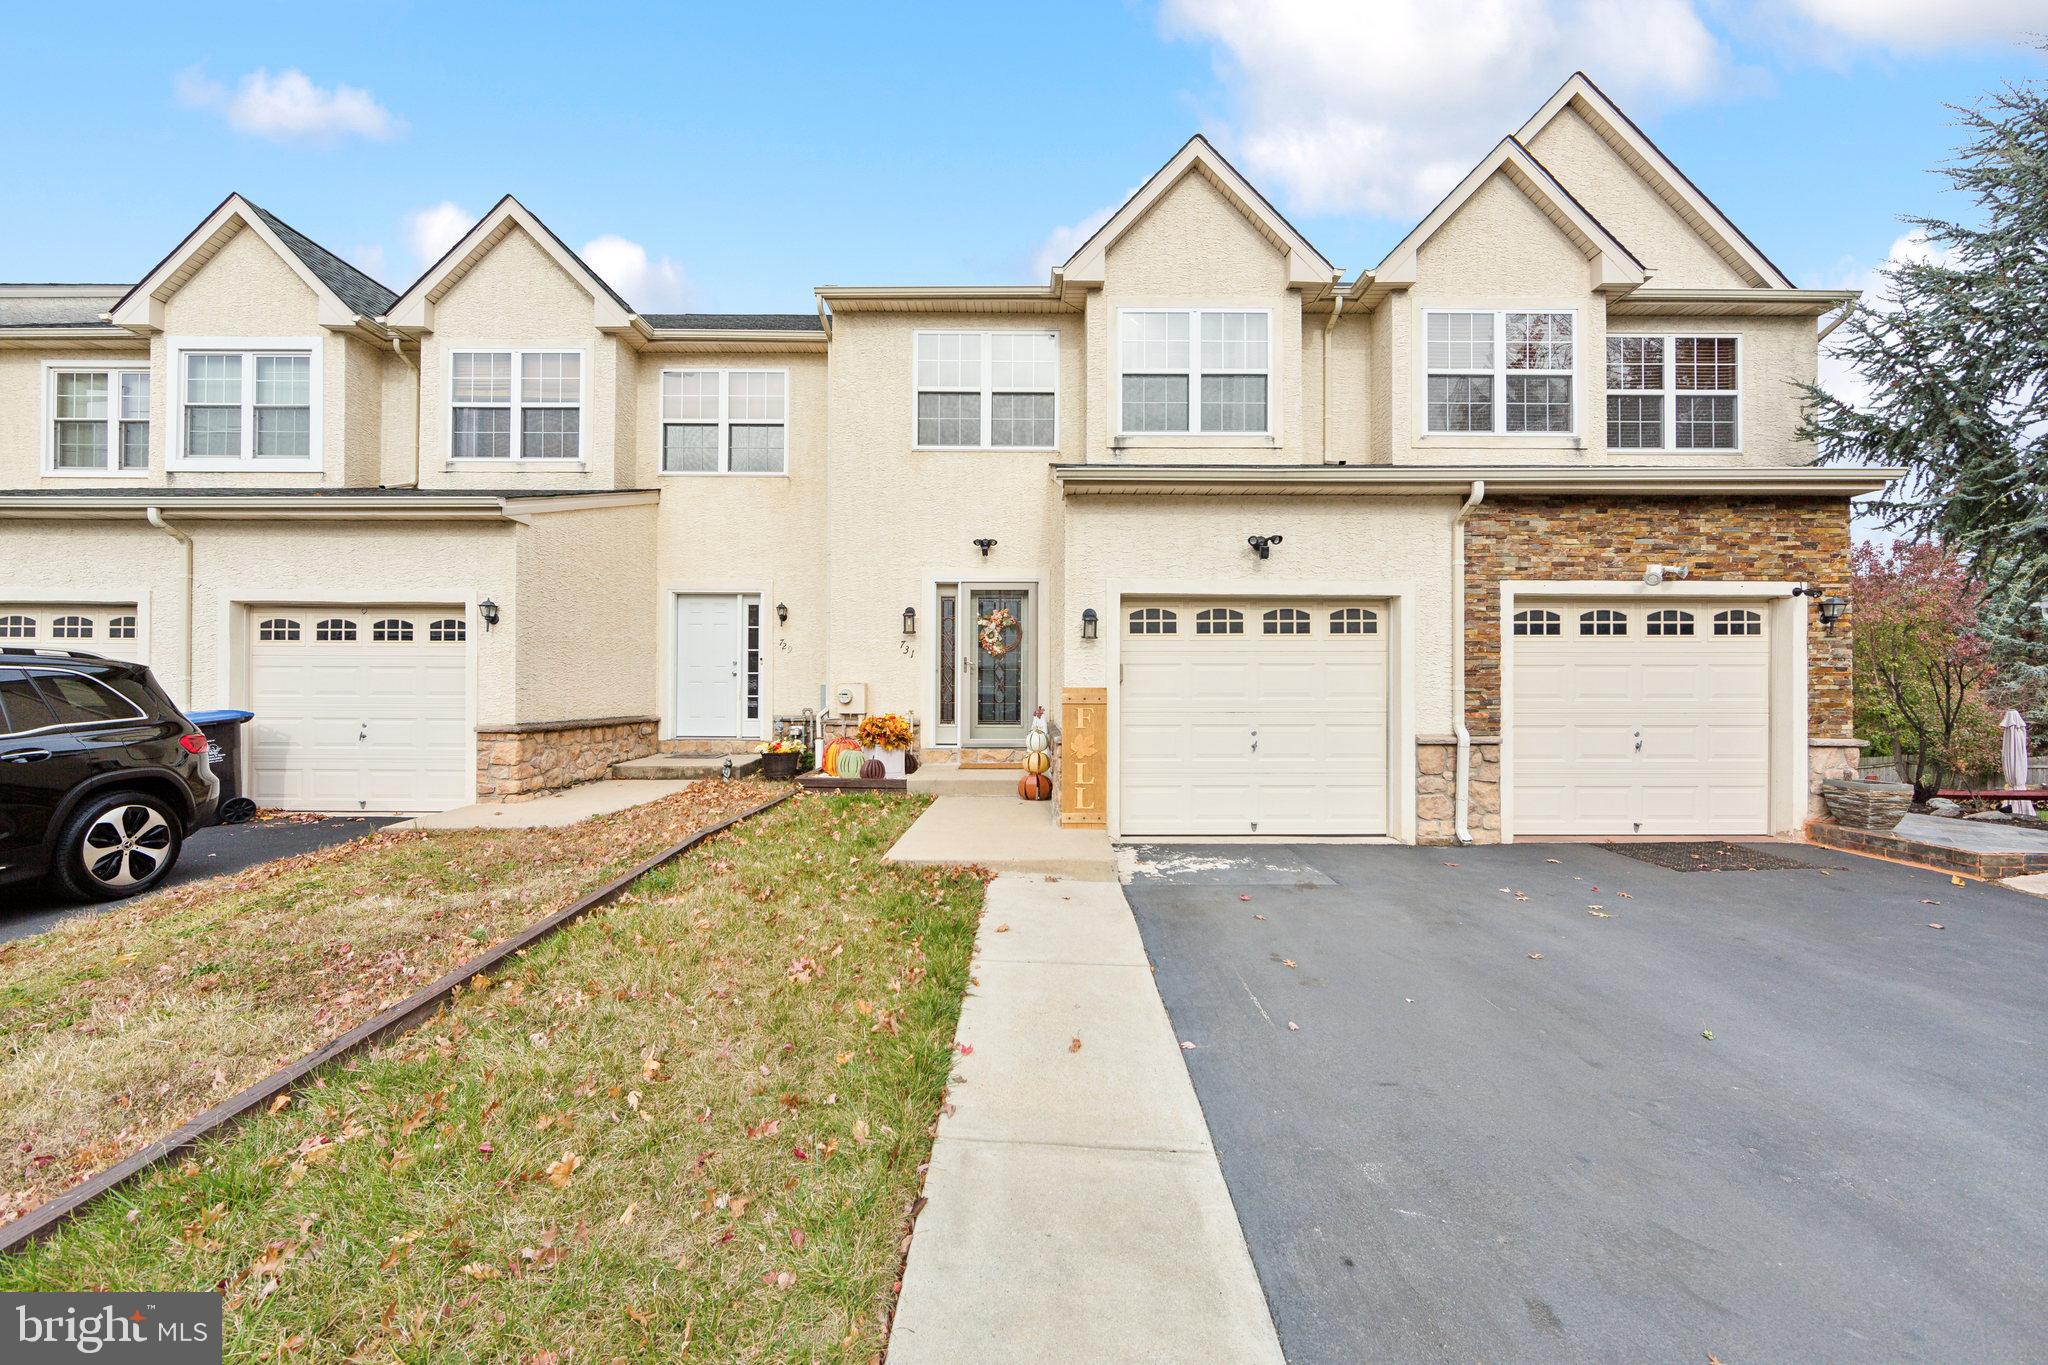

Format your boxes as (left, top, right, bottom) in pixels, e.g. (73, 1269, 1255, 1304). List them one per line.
(248, 204, 399, 317)
(0, 288, 125, 329)
(642, 313, 824, 332)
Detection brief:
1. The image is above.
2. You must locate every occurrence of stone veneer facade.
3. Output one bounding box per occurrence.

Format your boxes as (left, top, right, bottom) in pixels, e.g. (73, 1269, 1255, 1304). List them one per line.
(476, 717, 659, 799)
(1427, 494, 1855, 844)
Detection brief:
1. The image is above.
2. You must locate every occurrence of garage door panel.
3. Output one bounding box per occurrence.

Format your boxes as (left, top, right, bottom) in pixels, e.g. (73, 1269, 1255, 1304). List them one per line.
(1512, 600, 1770, 837)
(248, 607, 469, 814)
(1120, 600, 1387, 837)
(0, 602, 147, 666)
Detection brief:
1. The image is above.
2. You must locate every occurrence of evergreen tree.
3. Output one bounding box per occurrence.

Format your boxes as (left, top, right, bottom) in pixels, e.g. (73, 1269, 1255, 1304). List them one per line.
(1801, 59, 2048, 603)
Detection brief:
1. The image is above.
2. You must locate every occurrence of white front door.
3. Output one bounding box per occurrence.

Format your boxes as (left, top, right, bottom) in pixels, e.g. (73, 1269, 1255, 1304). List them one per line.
(675, 594, 762, 738)
(1119, 599, 1389, 837)
(1510, 600, 1771, 836)
(246, 607, 470, 814)
(954, 584, 1033, 746)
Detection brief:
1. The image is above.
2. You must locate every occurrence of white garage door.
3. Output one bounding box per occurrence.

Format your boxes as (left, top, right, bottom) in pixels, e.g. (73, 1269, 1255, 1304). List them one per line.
(1120, 600, 1388, 837)
(0, 603, 144, 664)
(247, 607, 470, 814)
(1511, 601, 1770, 836)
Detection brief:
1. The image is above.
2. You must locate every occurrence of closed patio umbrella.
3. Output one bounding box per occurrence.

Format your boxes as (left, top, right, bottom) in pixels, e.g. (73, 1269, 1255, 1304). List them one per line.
(2002, 709, 2035, 818)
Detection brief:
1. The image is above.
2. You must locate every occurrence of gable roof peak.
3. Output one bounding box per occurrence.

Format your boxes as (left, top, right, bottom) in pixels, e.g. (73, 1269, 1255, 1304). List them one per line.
(1517, 71, 1793, 288)
(107, 192, 394, 332)
(385, 195, 634, 333)
(1371, 135, 1645, 292)
(1058, 134, 1337, 290)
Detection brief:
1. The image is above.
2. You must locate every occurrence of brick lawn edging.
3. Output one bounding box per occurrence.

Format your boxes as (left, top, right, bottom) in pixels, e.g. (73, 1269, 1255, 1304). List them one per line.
(0, 787, 795, 1254)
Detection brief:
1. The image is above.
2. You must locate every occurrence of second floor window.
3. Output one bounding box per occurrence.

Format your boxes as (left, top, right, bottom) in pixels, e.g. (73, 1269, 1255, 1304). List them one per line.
(176, 347, 314, 464)
(1118, 310, 1269, 436)
(49, 367, 149, 473)
(661, 369, 788, 474)
(1607, 334, 1739, 451)
(451, 349, 583, 460)
(914, 331, 1057, 449)
(1425, 310, 1575, 435)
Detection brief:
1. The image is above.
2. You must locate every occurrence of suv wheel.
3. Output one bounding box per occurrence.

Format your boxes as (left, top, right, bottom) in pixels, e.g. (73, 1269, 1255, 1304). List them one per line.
(51, 791, 183, 902)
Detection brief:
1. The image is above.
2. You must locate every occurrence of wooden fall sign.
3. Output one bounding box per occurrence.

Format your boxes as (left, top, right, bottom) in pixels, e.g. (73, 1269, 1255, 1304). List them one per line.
(1059, 688, 1107, 827)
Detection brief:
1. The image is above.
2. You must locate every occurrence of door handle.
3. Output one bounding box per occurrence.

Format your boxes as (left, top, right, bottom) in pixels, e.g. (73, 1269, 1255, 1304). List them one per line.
(0, 749, 52, 764)
(1633, 728, 1643, 753)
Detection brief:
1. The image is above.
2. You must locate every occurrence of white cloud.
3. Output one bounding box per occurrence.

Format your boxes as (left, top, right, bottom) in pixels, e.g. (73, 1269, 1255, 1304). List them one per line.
(1157, 0, 1728, 219)
(175, 66, 403, 144)
(1788, 0, 2043, 49)
(407, 202, 476, 268)
(1029, 193, 1133, 279)
(348, 244, 388, 283)
(580, 234, 690, 311)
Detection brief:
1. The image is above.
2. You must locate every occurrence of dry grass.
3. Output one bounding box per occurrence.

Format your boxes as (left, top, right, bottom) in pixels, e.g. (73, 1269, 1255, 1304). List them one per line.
(2, 793, 984, 1363)
(0, 781, 788, 1226)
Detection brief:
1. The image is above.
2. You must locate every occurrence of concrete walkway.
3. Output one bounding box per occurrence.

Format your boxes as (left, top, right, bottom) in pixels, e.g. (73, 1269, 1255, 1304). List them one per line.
(1896, 811, 2048, 853)
(385, 779, 695, 830)
(887, 870, 1282, 1364)
(884, 795, 1115, 879)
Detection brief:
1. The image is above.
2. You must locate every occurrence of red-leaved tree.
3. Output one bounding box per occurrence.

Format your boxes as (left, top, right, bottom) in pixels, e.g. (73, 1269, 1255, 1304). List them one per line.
(1852, 541, 2001, 799)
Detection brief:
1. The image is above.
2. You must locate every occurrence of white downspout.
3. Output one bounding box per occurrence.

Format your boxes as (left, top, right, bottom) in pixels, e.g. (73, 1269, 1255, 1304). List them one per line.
(391, 334, 421, 488)
(1321, 282, 1344, 459)
(1452, 480, 1485, 845)
(145, 506, 194, 708)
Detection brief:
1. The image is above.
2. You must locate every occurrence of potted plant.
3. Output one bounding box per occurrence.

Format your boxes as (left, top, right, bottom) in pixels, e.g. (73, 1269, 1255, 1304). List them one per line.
(856, 712, 916, 779)
(756, 737, 804, 782)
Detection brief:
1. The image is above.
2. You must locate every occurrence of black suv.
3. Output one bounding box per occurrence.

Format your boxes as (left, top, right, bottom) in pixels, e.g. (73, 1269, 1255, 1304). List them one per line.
(0, 650, 218, 902)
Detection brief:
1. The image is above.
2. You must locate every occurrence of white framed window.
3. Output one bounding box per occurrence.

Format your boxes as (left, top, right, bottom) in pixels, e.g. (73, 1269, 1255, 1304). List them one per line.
(1713, 608, 1763, 637)
(1263, 608, 1310, 635)
(1578, 608, 1628, 637)
(1116, 309, 1270, 436)
(450, 348, 585, 462)
(44, 363, 150, 475)
(1424, 310, 1575, 435)
(1646, 608, 1695, 637)
(1195, 607, 1245, 636)
(913, 331, 1057, 449)
(660, 368, 788, 475)
(169, 339, 321, 469)
(1512, 608, 1561, 637)
(1330, 607, 1379, 635)
(1128, 607, 1177, 635)
(1606, 333, 1740, 451)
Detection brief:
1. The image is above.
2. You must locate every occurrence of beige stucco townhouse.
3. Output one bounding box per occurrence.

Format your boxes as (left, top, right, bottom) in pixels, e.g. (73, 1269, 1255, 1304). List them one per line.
(0, 74, 1895, 843)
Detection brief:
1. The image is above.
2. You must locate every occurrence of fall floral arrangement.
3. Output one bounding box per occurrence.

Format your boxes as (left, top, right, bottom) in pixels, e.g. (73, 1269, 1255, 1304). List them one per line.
(757, 738, 804, 754)
(856, 712, 915, 751)
(977, 607, 1020, 657)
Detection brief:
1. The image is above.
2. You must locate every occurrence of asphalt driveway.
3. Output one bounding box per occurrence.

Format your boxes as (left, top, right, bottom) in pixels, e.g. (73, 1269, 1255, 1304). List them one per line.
(1124, 841, 2048, 1363)
(2, 815, 397, 944)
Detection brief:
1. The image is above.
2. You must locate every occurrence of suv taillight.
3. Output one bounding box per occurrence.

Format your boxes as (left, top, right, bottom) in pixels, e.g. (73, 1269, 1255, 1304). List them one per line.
(178, 733, 207, 755)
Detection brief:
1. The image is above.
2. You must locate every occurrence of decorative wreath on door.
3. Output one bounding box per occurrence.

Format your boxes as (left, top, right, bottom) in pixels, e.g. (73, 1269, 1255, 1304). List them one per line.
(977, 607, 1021, 657)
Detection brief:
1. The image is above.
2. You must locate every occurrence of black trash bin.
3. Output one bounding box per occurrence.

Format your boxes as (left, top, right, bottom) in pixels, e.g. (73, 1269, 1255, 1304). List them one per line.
(186, 708, 257, 823)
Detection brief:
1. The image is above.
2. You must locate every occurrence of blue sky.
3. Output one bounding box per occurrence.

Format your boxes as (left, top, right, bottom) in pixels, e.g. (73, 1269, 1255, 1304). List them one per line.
(0, 1, 2040, 315)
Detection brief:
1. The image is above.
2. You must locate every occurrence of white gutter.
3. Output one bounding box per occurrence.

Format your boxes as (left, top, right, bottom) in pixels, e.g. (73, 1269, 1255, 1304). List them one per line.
(144, 507, 194, 707)
(1451, 481, 1484, 845)
(1816, 301, 1856, 344)
(1053, 464, 1905, 497)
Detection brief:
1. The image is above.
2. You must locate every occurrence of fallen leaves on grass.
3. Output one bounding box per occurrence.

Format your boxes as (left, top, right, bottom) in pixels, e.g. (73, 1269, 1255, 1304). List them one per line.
(542, 1152, 582, 1187)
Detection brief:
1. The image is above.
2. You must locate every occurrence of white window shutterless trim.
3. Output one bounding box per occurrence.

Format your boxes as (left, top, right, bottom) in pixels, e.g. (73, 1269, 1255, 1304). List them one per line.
(167, 336, 324, 471)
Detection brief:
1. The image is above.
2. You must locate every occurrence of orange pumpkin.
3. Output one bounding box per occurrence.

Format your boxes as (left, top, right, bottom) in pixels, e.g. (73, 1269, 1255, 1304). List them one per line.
(1018, 773, 1052, 801)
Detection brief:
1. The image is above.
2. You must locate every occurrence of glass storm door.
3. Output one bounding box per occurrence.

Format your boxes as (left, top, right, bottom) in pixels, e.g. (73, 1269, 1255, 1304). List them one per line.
(935, 587, 960, 746)
(962, 585, 1032, 745)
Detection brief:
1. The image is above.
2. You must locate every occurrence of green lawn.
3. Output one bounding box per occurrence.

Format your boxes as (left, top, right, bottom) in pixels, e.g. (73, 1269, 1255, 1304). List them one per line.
(1, 781, 786, 1227)
(2, 793, 984, 1362)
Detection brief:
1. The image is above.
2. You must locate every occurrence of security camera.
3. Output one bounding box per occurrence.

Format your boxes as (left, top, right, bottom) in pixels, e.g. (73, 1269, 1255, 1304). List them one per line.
(1247, 534, 1284, 560)
(1643, 563, 1690, 587)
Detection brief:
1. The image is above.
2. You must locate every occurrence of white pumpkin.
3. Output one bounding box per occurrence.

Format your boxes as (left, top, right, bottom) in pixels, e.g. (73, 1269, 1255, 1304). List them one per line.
(1025, 730, 1050, 753)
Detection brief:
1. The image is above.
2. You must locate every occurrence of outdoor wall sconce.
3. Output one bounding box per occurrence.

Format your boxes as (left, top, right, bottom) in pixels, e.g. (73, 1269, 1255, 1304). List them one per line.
(974, 538, 997, 557)
(1818, 596, 1849, 632)
(1247, 533, 1284, 560)
(776, 602, 789, 625)
(902, 606, 917, 636)
(479, 598, 501, 632)
(1081, 608, 1099, 640)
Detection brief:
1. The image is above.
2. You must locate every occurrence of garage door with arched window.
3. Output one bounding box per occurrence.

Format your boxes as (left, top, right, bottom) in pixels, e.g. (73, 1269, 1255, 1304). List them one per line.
(1510, 600, 1770, 836)
(1119, 598, 1388, 836)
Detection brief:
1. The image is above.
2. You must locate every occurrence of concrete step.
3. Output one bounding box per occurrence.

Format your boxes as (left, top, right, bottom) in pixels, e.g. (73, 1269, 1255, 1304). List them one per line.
(907, 765, 1024, 797)
(609, 753, 759, 781)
